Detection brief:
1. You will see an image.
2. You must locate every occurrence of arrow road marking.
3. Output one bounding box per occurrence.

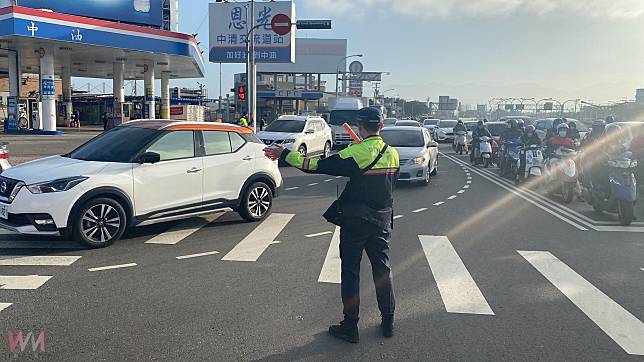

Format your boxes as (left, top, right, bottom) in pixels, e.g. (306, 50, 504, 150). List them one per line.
(222, 213, 294, 262)
(0, 256, 81, 266)
(0, 275, 53, 290)
(419, 235, 494, 315)
(519, 251, 644, 355)
(318, 226, 341, 284)
(145, 214, 223, 245)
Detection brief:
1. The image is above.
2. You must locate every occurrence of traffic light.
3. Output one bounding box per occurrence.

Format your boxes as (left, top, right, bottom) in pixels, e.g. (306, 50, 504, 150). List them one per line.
(237, 86, 246, 101)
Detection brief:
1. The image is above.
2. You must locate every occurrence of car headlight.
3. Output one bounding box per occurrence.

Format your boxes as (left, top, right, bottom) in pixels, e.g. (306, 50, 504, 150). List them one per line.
(8, 181, 25, 202)
(410, 157, 426, 165)
(27, 176, 88, 194)
(282, 139, 296, 144)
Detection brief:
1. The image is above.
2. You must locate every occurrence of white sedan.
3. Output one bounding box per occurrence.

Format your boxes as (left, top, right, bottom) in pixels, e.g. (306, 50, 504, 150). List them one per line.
(257, 115, 333, 158)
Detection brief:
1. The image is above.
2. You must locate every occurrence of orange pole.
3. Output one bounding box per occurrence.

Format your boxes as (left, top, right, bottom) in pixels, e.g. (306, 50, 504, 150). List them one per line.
(343, 123, 362, 143)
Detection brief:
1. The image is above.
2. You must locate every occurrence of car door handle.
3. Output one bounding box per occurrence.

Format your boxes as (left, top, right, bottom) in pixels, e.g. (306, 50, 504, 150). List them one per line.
(187, 167, 203, 174)
(242, 156, 254, 161)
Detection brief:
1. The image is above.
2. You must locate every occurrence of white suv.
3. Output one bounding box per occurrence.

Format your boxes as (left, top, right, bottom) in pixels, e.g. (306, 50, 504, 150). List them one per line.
(256, 115, 333, 158)
(0, 120, 282, 247)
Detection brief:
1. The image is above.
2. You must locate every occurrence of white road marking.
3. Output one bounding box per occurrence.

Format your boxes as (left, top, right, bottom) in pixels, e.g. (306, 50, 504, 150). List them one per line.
(419, 236, 494, 315)
(145, 214, 223, 245)
(324, 179, 333, 182)
(393, 215, 404, 220)
(467, 176, 472, 179)
(0, 255, 81, 266)
(0, 275, 53, 290)
(467, 180, 472, 184)
(433, 202, 445, 206)
(463, 185, 470, 189)
(318, 226, 341, 284)
(640, 268, 644, 272)
(519, 251, 644, 355)
(222, 213, 294, 262)
(305, 231, 333, 238)
(335, 176, 343, 179)
(176, 251, 220, 260)
(448, 195, 457, 200)
(308, 183, 319, 186)
(285, 187, 299, 191)
(0, 303, 11, 313)
(88, 263, 138, 272)
(413, 208, 428, 213)
(457, 190, 465, 194)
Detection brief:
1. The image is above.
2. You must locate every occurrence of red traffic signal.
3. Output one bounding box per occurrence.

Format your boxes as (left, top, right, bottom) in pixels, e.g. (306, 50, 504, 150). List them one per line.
(237, 86, 246, 101)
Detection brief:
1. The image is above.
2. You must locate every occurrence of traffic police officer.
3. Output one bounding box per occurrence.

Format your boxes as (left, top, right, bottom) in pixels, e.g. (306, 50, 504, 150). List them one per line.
(264, 107, 400, 343)
(239, 113, 249, 127)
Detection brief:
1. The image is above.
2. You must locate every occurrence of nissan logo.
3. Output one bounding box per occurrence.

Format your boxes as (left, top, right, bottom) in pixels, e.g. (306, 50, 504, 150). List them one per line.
(0, 181, 6, 194)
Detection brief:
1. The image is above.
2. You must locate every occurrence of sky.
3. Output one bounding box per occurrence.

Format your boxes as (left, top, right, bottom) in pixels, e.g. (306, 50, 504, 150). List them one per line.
(175, 0, 644, 104)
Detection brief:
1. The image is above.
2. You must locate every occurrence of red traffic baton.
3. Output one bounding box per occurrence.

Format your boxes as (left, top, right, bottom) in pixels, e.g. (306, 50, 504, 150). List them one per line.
(343, 123, 362, 143)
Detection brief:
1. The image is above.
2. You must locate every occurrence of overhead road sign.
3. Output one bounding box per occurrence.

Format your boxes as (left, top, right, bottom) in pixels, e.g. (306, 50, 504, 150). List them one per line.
(296, 20, 332, 30)
(209, 1, 296, 64)
(347, 72, 382, 82)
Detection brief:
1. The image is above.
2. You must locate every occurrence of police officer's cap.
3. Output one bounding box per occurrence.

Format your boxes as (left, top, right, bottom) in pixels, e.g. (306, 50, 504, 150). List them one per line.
(357, 107, 384, 124)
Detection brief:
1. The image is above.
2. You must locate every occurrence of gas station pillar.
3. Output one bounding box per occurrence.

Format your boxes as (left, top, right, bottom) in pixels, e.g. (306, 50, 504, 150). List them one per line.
(144, 61, 156, 119)
(8, 50, 19, 98)
(62, 65, 73, 124)
(113, 61, 125, 126)
(161, 71, 170, 119)
(39, 47, 56, 132)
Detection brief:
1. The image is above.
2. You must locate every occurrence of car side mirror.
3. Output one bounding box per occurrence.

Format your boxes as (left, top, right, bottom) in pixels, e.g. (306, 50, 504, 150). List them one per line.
(427, 141, 438, 148)
(305, 129, 315, 134)
(138, 152, 161, 164)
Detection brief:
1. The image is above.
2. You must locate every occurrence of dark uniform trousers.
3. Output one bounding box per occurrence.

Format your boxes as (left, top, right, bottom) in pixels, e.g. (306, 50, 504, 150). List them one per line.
(340, 220, 395, 323)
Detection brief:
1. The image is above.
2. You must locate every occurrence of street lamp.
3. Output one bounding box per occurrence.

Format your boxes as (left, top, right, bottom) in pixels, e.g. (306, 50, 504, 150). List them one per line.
(336, 54, 363, 98)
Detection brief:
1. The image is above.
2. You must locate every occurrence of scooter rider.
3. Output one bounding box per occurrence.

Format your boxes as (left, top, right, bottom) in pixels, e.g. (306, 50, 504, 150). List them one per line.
(518, 125, 541, 174)
(453, 120, 467, 133)
(547, 123, 574, 157)
(471, 120, 491, 162)
(264, 107, 400, 343)
(546, 118, 565, 140)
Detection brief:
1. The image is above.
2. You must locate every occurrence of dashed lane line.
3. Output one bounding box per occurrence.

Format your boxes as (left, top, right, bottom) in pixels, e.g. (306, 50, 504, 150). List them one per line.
(434, 202, 445, 206)
(324, 179, 333, 182)
(307, 183, 319, 186)
(88, 263, 138, 272)
(285, 187, 299, 191)
(176, 251, 220, 260)
(393, 215, 405, 220)
(463, 185, 470, 189)
(305, 231, 333, 238)
(448, 195, 457, 200)
(413, 208, 428, 213)
(457, 190, 465, 194)
(519, 251, 644, 356)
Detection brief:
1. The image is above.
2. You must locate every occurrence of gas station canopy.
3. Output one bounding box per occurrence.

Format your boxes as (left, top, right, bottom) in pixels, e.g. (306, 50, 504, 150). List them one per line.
(0, 6, 204, 79)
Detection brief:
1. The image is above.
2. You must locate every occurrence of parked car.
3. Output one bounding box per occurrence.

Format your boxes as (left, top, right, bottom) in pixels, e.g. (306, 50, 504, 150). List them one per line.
(0, 121, 283, 247)
(433, 120, 459, 142)
(257, 115, 333, 158)
(422, 118, 440, 132)
(381, 126, 438, 186)
(395, 120, 422, 127)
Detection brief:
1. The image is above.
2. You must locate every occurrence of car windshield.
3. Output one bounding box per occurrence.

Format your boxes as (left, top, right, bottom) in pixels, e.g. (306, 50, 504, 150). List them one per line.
(381, 130, 425, 147)
(397, 121, 420, 127)
(329, 110, 360, 126)
(67, 127, 160, 162)
(265, 120, 305, 133)
(487, 124, 506, 136)
(424, 120, 439, 126)
(439, 121, 458, 128)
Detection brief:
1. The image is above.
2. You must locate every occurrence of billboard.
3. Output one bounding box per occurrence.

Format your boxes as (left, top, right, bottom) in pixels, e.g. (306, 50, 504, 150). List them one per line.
(14, 0, 163, 28)
(257, 38, 346, 74)
(209, 1, 296, 64)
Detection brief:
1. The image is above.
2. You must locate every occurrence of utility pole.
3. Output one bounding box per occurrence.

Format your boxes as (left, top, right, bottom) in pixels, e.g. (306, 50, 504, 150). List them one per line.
(373, 82, 380, 104)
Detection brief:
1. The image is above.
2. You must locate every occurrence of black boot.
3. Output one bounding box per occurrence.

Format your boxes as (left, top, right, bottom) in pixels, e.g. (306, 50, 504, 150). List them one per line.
(329, 320, 359, 343)
(381, 316, 394, 338)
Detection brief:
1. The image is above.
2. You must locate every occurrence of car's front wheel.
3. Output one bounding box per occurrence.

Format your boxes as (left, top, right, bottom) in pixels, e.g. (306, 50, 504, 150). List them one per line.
(239, 182, 273, 222)
(73, 198, 127, 248)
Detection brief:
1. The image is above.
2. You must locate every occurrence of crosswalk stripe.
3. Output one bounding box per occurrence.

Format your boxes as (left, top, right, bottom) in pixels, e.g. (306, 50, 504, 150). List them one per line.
(519, 251, 644, 355)
(221, 213, 294, 262)
(145, 214, 223, 245)
(0, 275, 53, 290)
(0, 303, 11, 313)
(318, 226, 341, 284)
(419, 235, 494, 315)
(0, 255, 81, 266)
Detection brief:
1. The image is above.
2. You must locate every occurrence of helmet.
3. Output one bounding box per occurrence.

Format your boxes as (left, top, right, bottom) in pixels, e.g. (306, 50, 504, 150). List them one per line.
(457, 120, 464, 124)
(517, 120, 525, 128)
(605, 115, 615, 124)
(525, 125, 535, 134)
(356, 107, 384, 124)
(477, 120, 484, 126)
(553, 118, 564, 128)
(568, 121, 577, 128)
(507, 119, 517, 128)
(557, 123, 569, 131)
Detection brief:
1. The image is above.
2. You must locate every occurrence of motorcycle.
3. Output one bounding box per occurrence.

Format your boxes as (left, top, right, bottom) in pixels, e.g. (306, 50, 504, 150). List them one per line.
(582, 152, 638, 226)
(545, 147, 578, 204)
(500, 139, 520, 180)
(515, 145, 544, 186)
(453, 131, 468, 155)
(472, 136, 493, 168)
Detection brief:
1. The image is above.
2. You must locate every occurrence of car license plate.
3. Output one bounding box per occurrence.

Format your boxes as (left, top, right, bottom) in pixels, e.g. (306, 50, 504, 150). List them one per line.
(0, 204, 7, 220)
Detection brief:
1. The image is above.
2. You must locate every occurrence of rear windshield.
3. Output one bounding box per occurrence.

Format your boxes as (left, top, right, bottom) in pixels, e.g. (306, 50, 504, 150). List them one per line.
(67, 127, 160, 162)
(330, 110, 360, 126)
(487, 124, 506, 136)
(381, 130, 425, 147)
(424, 119, 439, 126)
(439, 121, 458, 128)
(265, 120, 305, 133)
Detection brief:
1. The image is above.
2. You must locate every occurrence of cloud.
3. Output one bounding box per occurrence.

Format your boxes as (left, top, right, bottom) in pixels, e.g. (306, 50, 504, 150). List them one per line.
(304, 0, 644, 19)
